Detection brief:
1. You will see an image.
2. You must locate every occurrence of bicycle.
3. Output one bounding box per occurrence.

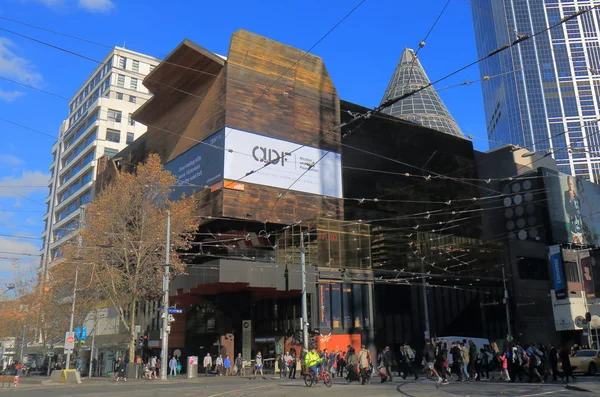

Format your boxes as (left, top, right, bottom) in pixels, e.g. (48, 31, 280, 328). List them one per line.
(304, 366, 332, 387)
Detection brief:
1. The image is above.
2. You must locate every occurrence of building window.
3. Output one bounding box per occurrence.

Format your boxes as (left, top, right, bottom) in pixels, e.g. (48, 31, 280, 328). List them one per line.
(116, 92, 123, 100)
(129, 95, 136, 103)
(106, 129, 121, 143)
(132, 60, 140, 72)
(117, 74, 125, 88)
(107, 109, 122, 123)
(128, 113, 135, 126)
(119, 56, 127, 69)
(126, 132, 134, 144)
(564, 261, 581, 283)
(130, 77, 138, 91)
(104, 148, 119, 158)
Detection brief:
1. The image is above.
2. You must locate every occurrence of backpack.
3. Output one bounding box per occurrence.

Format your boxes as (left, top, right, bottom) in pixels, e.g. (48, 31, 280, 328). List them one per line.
(405, 346, 415, 361)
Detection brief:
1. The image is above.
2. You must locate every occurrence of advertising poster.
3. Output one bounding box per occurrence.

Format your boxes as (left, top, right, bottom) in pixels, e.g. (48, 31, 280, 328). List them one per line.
(549, 245, 567, 299)
(164, 129, 225, 200)
(315, 333, 361, 353)
(579, 250, 596, 299)
(543, 167, 600, 246)
(319, 284, 331, 329)
(342, 284, 352, 329)
(223, 127, 343, 198)
(331, 284, 342, 328)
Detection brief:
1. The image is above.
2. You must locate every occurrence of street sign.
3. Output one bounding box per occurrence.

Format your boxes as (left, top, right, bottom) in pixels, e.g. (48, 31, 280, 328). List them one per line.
(65, 332, 75, 349)
(134, 325, 141, 334)
(168, 308, 183, 314)
(591, 315, 600, 329)
(63, 349, 73, 355)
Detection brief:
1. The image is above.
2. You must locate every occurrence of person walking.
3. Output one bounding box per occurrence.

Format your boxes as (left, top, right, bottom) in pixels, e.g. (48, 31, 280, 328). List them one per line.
(203, 353, 212, 377)
(498, 347, 510, 381)
(149, 356, 157, 379)
(549, 344, 558, 382)
(358, 345, 372, 384)
(234, 353, 244, 376)
(215, 354, 224, 376)
(423, 340, 442, 383)
(169, 356, 177, 377)
(282, 351, 292, 378)
(224, 355, 232, 376)
(115, 357, 127, 382)
(288, 350, 297, 379)
(383, 346, 394, 382)
(252, 351, 266, 380)
(468, 341, 477, 380)
(559, 346, 575, 384)
(399, 342, 418, 380)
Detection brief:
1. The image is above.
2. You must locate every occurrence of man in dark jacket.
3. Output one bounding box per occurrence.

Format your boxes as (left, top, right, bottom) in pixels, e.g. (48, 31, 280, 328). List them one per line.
(449, 341, 463, 381)
(468, 340, 477, 380)
(399, 343, 418, 380)
(423, 340, 441, 382)
(383, 346, 394, 382)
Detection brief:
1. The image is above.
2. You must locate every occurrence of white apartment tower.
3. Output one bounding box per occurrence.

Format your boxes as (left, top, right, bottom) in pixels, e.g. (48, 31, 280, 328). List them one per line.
(41, 47, 160, 273)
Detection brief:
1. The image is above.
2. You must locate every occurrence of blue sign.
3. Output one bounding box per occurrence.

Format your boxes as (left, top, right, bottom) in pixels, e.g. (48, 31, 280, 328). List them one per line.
(168, 308, 183, 314)
(164, 129, 225, 201)
(75, 327, 81, 340)
(81, 327, 87, 341)
(549, 245, 566, 299)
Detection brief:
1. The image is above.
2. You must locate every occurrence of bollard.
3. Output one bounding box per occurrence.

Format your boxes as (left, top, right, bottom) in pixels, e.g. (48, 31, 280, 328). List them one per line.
(13, 375, 19, 387)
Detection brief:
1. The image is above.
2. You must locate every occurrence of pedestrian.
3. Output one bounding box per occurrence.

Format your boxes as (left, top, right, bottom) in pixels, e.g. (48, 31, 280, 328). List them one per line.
(234, 353, 244, 376)
(115, 357, 127, 382)
(498, 346, 510, 381)
(345, 346, 360, 383)
(549, 344, 558, 381)
(252, 351, 266, 380)
(135, 355, 142, 379)
(177, 357, 182, 375)
(558, 346, 575, 384)
(475, 348, 488, 381)
(203, 353, 212, 377)
(383, 346, 394, 382)
(399, 342, 418, 380)
(468, 341, 477, 380)
(288, 350, 297, 379)
(459, 342, 470, 381)
(215, 354, 224, 376)
(76, 357, 83, 373)
(149, 356, 157, 379)
(224, 355, 232, 376)
(525, 343, 543, 383)
(423, 340, 442, 383)
(283, 351, 292, 378)
(358, 345, 372, 385)
(169, 356, 177, 377)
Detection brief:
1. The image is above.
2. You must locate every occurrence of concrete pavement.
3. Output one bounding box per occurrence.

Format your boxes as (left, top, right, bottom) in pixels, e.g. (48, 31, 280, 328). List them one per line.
(1, 375, 598, 396)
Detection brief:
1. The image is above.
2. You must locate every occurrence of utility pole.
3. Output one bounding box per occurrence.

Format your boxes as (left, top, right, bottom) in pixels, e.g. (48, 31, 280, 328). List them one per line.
(300, 231, 309, 350)
(160, 211, 171, 381)
(66, 206, 84, 370)
(421, 258, 430, 341)
(502, 266, 512, 338)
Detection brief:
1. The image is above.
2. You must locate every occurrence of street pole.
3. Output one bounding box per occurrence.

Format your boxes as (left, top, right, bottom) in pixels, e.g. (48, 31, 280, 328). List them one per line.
(160, 211, 171, 381)
(66, 206, 84, 370)
(420, 258, 430, 341)
(300, 231, 309, 350)
(502, 265, 512, 339)
(19, 322, 26, 363)
(88, 332, 95, 378)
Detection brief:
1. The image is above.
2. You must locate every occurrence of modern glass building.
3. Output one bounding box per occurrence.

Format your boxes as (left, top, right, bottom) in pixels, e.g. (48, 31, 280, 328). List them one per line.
(471, 0, 600, 181)
(381, 48, 466, 139)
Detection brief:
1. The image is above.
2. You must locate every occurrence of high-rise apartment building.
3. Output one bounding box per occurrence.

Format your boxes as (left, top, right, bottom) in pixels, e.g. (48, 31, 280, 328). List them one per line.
(41, 47, 159, 274)
(472, 0, 600, 180)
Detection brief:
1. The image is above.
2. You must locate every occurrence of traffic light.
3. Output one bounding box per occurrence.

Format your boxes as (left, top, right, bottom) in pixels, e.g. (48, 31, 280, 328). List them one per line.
(137, 333, 148, 349)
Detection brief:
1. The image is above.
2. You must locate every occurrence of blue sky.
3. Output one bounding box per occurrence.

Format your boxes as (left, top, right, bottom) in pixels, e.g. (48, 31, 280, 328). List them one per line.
(0, 0, 490, 284)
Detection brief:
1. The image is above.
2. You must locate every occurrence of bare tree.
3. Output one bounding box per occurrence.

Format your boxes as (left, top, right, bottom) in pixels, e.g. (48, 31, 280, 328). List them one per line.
(60, 154, 197, 361)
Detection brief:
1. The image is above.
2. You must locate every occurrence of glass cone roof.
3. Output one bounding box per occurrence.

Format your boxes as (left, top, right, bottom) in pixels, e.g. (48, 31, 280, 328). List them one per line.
(381, 48, 466, 139)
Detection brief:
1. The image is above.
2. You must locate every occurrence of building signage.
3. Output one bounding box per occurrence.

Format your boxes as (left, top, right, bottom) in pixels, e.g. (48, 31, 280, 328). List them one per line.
(319, 284, 331, 328)
(549, 245, 566, 299)
(579, 250, 596, 299)
(164, 129, 225, 201)
(223, 128, 343, 198)
(242, 320, 251, 362)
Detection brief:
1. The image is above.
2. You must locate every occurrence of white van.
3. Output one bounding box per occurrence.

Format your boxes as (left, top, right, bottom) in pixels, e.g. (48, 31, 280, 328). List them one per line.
(434, 336, 491, 365)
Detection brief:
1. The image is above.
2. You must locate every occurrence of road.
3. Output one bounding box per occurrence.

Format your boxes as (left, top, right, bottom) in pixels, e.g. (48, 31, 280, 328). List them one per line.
(1, 376, 598, 396)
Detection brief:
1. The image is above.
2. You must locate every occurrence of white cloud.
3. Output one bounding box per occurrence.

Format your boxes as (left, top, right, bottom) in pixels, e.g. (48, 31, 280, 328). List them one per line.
(0, 90, 25, 102)
(0, 171, 49, 198)
(77, 0, 114, 13)
(0, 154, 24, 166)
(0, 37, 43, 87)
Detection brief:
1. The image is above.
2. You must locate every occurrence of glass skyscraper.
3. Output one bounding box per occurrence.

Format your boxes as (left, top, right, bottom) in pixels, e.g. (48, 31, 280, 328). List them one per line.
(472, 0, 600, 181)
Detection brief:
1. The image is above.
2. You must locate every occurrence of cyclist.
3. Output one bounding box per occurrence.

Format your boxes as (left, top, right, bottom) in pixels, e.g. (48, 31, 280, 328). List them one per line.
(305, 346, 323, 381)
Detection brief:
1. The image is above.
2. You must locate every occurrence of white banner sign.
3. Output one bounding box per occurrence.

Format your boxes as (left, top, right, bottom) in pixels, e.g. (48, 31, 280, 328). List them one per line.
(223, 128, 343, 198)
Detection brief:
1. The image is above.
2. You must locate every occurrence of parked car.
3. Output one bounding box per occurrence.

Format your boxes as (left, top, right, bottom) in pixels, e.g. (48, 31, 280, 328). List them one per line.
(562, 350, 600, 375)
